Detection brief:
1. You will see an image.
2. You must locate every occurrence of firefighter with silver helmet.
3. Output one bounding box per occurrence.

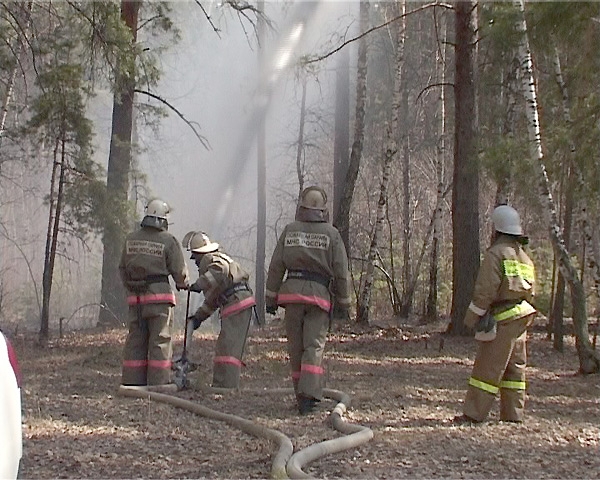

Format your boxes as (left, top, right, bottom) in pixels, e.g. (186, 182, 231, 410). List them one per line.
(183, 231, 256, 389)
(119, 199, 189, 391)
(454, 204, 536, 424)
(266, 186, 351, 415)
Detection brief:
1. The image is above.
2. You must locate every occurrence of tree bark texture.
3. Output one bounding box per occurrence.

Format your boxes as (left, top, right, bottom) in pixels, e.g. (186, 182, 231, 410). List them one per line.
(99, 0, 141, 326)
(449, 1, 479, 335)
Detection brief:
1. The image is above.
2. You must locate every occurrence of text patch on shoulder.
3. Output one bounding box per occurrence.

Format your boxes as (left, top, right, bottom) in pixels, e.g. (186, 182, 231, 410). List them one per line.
(285, 231, 330, 250)
(127, 240, 165, 257)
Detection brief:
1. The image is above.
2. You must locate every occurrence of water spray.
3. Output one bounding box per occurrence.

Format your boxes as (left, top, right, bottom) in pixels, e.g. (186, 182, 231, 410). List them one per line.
(211, 1, 323, 236)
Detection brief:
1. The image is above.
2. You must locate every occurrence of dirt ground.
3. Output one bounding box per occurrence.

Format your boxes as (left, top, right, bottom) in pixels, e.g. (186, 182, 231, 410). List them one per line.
(10, 315, 600, 479)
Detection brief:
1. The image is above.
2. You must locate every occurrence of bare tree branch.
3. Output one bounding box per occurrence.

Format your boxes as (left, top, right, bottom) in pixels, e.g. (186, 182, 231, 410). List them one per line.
(134, 89, 211, 150)
(193, 0, 222, 38)
(303, 2, 452, 65)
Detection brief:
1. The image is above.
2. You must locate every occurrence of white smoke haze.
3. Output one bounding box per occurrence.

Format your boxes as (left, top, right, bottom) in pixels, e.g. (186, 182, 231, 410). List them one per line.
(0, 0, 359, 331)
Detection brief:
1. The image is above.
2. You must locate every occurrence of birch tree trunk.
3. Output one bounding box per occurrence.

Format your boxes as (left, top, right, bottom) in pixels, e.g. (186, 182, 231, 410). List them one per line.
(516, 0, 599, 373)
(549, 44, 576, 352)
(0, 2, 32, 148)
(334, 0, 369, 256)
(356, 0, 404, 325)
(427, 14, 448, 322)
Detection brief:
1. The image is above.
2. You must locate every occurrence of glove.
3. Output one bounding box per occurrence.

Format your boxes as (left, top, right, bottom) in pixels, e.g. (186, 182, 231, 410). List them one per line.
(188, 282, 203, 293)
(475, 313, 495, 332)
(187, 315, 204, 331)
(474, 313, 497, 342)
(266, 305, 278, 315)
(176, 282, 189, 292)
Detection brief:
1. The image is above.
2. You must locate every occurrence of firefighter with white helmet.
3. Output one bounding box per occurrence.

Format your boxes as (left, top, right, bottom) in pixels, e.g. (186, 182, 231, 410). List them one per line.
(119, 198, 189, 391)
(183, 231, 256, 389)
(266, 186, 351, 415)
(455, 204, 536, 424)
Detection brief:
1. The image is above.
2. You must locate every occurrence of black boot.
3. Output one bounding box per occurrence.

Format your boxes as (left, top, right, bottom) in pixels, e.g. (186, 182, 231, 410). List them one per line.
(298, 395, 319, 415)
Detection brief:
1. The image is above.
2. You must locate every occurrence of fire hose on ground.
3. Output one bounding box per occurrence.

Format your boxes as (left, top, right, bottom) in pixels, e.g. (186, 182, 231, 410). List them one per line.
(117, 385, 373, 479)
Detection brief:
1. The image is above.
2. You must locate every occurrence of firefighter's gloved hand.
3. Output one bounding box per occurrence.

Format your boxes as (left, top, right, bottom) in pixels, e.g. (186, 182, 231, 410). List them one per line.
(188, 282, 203, 294)
(266, 305, 278, 315)
(187, 314, 205, 330)
(476, 313, 495, 332)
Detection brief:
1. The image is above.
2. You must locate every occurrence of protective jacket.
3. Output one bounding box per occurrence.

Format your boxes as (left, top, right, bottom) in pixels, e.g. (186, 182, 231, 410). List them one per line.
(265, 212, 351, 313)
(265, 207, 351, 406)
(464, 234, 535, 329)
(119, 226, 189, 305)
(119, 222, 189, 387)
(462, 233, 536, 422)
(191, 251, 256, 322)
(190, 250, 255, 389)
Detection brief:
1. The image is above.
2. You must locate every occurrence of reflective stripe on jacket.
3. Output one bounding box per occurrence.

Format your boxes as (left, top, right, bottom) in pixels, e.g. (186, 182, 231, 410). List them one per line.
(191, 251, 254, 321)
(119, 226, 189, 306)
(464, 235, 536, 328)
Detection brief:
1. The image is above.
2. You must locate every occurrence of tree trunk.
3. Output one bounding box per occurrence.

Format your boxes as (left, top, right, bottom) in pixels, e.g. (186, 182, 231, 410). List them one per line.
(0, 2, 32, 149)
(334, 0, 369, 256)
(427, 17, 448, 322)
(98, 0, 141, 326)
(356, 0, 404, 325)
(449, 1, 479, 335)
(41, 135, 66, 345)
(495, 56, 519, 205)
(357, 141, 395, 325)
(255, 0, 267, 327)
(333, 47, 350, 224)
(295, 77, 307, 199)
(549, 44, 576, 353)
(515, 0, 599, 373)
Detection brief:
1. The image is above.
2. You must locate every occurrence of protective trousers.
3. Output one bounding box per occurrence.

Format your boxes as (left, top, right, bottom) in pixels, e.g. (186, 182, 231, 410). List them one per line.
(121, 303, 173, 386)
(284, 303, 329, 401)
(212, 308, 252, 388)
(463, 313, 534, 422)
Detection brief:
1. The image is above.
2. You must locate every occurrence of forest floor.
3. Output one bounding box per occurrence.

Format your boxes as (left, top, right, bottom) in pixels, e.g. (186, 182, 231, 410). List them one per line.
(10, 314, 600, 479)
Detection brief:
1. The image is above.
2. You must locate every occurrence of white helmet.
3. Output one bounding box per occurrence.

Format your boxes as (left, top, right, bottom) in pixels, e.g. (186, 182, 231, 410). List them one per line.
(184, 231, 219, 254)
(299, 186, 327, 210)
(492, 205, 522, 236)
(145, 199, 170, 220)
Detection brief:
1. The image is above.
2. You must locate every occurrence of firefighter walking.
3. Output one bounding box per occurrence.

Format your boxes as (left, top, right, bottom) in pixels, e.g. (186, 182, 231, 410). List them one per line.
(266, 186, 351, 415)
(456, 205, 536, 424)
(183, 231, 256, 389)
(119, 199, 189, 390)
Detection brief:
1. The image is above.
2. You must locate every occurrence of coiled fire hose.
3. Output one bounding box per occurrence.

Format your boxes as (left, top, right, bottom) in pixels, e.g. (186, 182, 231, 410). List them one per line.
(118, 385, 373, 479)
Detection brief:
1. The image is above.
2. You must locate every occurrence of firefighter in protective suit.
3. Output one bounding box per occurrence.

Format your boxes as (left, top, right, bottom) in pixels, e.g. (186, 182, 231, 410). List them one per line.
(119, 199, 189, 391)
(183, 231, 256, 389)
(266, 186, 351, 415)
(455, 205, 536, 424)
